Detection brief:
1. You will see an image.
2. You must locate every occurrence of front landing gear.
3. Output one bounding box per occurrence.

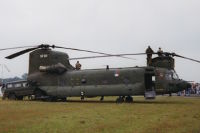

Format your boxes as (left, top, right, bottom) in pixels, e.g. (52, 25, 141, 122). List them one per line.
(125, 96, 133, 103)
(81, 91, 85, 101)
(116, 96, 124, 103)
(100, 96, 104, 101)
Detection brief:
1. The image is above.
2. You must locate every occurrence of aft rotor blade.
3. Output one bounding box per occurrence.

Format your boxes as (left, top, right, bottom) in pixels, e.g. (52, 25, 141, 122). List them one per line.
(53, 45, 135, 60)
(5, 47, 38, 59)
(69, 53, 146, 60)
(0, 46, 36, 51)
(173, 53, 200, 63)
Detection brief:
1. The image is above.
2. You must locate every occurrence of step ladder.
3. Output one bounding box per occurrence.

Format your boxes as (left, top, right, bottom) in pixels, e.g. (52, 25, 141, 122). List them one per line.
(145, 90, 156, 99)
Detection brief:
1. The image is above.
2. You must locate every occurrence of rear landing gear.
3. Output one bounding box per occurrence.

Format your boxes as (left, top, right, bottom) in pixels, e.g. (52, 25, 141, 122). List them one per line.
(35, 89, 44, 100)
(116, 96, 125, 103)
(8, 93, 16, 100)
(2, 95, 6, 100)
(116, 96, 133, 103)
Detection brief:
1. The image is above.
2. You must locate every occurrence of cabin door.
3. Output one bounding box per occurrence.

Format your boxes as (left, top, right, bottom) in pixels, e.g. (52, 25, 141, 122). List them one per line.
(145, 72, 155, 91)
(144, 70, 156, 99)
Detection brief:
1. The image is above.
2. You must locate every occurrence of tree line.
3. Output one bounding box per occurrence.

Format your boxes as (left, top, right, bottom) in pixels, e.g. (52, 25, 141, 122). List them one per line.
(0, 73, 28, 84)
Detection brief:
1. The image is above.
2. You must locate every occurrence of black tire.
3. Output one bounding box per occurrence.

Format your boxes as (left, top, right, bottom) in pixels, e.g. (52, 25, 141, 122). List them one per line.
(2, 95, 6, 100)
(60, 98, 67, 102)
(16, 96, 23, 100)
(46, 96, 57, 102)
(100, 96, 104, 101)
(8, 93, 16, 100)
(34, 89, 44, 100)
(125, 96, 133, 103)
(116, 96, 124, 103)
(28, 95, 33, 100)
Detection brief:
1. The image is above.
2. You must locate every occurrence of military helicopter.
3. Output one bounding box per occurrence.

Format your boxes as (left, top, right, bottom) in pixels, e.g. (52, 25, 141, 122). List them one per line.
(1, 44, 198, 102)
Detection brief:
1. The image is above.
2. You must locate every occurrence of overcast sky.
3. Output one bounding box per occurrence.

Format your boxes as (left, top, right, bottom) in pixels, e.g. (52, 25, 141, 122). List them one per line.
(0, 0, 199, 83)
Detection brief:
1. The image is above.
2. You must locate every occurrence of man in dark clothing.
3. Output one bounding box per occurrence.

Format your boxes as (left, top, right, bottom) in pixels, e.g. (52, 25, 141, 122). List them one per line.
(145, 46, 154, 66)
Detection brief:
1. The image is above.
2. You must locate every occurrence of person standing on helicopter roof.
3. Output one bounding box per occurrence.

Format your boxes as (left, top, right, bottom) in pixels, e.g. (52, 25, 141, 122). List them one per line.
(75, 61, 82, 70)
(145, 46, 154, 66)
(157, 47, 163, 57)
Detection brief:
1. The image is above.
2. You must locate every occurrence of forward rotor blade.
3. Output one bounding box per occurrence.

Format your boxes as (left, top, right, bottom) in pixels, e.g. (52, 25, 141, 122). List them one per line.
(173, 53, 200, 63)
(69, 53, 146, 60)
(5, 47, 38, 59)
(53, 45, 135, 60)
(156, 52, 200, 63)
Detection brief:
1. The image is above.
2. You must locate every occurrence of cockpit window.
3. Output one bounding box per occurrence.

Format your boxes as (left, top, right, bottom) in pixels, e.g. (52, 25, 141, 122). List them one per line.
(172, 73, 178, 79)
(171, 70, 179, 79)
(165, 73, 172, 80)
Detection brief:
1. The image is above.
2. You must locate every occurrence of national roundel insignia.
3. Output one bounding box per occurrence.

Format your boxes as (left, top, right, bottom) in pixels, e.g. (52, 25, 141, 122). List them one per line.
(114, 70, 120, 77)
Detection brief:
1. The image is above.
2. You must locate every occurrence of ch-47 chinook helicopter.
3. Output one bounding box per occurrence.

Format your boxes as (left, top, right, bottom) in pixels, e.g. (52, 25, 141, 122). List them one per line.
(1, 44, 199, 102)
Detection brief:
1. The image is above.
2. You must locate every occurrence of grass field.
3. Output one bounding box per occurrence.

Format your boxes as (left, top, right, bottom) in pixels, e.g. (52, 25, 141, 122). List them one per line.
(0, 96, 200, 133)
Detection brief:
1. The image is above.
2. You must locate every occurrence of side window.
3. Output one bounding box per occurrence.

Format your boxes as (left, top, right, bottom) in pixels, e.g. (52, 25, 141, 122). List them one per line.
(81, 78, 87, 84)
(15, 83, 22, 88)
(7, 84, 13, 88)
(22, 83, 28, 87)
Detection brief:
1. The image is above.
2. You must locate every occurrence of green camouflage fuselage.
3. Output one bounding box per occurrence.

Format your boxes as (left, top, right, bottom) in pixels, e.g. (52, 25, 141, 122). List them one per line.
(29, 67, 146, 97)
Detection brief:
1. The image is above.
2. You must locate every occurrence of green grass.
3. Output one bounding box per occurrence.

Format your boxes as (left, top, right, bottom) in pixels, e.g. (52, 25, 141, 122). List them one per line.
(0, 96, 200, 133)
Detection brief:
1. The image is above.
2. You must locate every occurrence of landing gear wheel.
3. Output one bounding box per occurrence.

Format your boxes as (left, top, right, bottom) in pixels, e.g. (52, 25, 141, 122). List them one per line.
(116, 96, 124, 103)
(2, 95, 6, 100)
(17, 96, 23, 100)
(60, 98, 67, 102)
(47, 96, 57, 102)
(34, 90, 44, 100)
(125, 96, 133, 103)
(100, 96, 104, 101)
(9, 94, 16, 100)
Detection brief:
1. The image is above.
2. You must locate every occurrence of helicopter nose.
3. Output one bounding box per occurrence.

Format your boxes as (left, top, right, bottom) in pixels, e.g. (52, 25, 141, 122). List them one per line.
(178, 81, 191, 91)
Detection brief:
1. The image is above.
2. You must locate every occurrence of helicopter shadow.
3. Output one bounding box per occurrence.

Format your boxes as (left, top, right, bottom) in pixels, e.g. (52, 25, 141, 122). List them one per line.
(65, 99, 190, 105)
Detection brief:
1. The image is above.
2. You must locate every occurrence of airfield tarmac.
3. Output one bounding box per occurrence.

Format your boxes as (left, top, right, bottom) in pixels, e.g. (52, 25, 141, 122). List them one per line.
(0, 96, 200, 133)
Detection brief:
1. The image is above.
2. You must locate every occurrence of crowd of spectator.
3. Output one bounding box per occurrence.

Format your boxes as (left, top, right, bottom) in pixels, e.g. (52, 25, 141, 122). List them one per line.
(178, 83, 200, 96)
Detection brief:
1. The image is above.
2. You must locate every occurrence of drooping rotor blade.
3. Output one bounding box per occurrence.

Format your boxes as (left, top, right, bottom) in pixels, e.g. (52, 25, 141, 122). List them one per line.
(5, 47, 39, 59)
(69, 53, 146, 60)
(4, 44, 52, 59)
(53, 45, 135, 60)
(0, 46, 36, 51)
